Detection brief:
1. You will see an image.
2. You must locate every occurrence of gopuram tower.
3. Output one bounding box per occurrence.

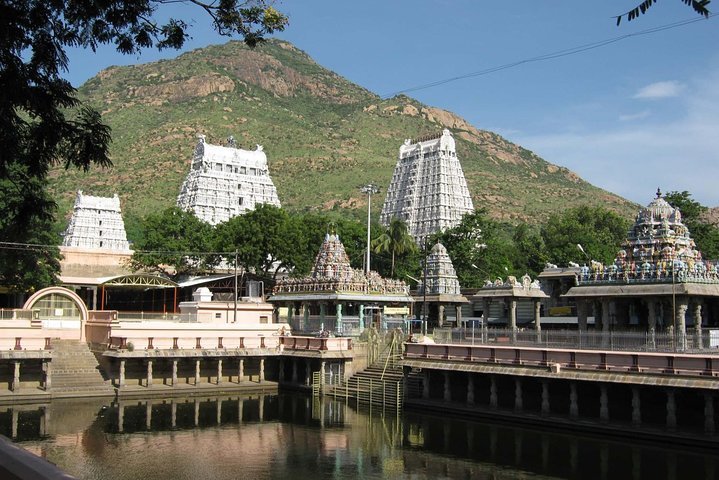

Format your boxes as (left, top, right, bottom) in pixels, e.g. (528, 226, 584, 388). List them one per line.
(62, 191, 131, 251)
(380, 129, 474, 242)
(177, 134, 281, 225)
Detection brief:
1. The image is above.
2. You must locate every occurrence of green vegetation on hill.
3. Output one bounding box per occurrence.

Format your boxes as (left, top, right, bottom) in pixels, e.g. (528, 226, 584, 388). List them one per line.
(49, 39, 638, 240)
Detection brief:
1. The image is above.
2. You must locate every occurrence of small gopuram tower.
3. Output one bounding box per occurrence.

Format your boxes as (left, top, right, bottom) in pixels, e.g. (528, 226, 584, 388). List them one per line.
(177, 134, 281, 225)
(269, 232, 413, 335)
(62, 191, 130, 251)
(380, 129, 474, 242)
(415, 242, 469, 327)
(566, 188, 719, 350)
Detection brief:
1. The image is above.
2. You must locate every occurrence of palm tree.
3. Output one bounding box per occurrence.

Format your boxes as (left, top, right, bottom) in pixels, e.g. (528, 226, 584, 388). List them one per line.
(372, 218, 417, 277)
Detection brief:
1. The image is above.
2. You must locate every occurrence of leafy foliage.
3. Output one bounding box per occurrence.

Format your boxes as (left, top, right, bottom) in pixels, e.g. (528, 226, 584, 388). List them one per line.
(615, 0, 710, 26)
(541, 206, 631, 266)
(372, 218, 417, 277)
(1, 0, 287, 293)
(129, 207, 217, 277)
(665, 190, 719, 259)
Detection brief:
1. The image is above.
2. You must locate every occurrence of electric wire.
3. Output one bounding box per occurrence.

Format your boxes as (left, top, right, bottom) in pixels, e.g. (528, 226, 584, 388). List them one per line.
(382, 13, 716, 99)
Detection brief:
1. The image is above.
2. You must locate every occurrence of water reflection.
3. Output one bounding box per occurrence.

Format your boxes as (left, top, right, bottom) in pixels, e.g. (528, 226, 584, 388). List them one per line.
(2, 394, 718, 480)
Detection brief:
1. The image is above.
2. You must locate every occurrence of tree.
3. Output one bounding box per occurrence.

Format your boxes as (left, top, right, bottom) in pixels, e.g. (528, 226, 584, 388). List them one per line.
(433, 210, 514, 288)
(615, 0, 710, 26)
(664, 190, 719, 259)
(372, 218, 417, 277)
(541, 206, 630, 267)
(0, 0, 287, 292)
(129, 207, 217, 278)
(214, 205, 306, 280)
(510, 223, 548, 278)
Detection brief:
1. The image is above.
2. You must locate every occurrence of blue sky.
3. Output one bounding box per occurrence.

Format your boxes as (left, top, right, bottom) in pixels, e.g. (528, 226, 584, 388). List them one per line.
(64, 1, 719, 207)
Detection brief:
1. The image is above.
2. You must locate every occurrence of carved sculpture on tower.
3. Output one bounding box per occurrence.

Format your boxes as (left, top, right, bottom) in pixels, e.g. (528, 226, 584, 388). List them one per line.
(418, 242, 462, 295)
(177, 134, 281, 225)
(380, 129, 474, 242)
(62, 191, 131, 251)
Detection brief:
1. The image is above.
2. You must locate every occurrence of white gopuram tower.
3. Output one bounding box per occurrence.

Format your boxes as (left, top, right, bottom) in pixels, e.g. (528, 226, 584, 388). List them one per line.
(62, 191, 131, 251)
(177, 134, 281, 225)
(380, 129, 474, 242)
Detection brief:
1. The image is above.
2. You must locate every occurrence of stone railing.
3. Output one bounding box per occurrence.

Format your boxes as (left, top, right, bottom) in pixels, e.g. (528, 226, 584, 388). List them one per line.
(577, 262, 719, 285)
(404, 343, 719, 378)
(274, 279, 409, 295)
(108, 335, 281, 351)
(280, 336, 353, 352)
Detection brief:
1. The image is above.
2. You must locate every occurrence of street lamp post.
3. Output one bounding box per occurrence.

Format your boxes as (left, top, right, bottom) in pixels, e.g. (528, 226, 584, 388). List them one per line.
(359, 184, 380, 275)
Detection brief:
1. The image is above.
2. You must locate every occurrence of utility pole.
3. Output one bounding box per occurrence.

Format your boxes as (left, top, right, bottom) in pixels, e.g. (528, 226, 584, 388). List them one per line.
(359, 183, 380, 275)
(234, 249, 238, 324)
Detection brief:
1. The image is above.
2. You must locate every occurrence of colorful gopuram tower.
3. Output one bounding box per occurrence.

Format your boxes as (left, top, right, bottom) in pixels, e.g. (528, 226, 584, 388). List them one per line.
(380, 129, 474, 242)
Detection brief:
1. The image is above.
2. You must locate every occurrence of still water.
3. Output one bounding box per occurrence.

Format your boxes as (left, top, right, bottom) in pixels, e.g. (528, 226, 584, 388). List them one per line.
(2, 393, 718, 480)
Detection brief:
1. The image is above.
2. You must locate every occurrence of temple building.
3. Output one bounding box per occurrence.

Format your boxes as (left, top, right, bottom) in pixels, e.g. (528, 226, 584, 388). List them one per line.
(269, 232, 413, 334)
(564, 189, 719, 349)
(414, 242, 469, 328)
(380, 129, 474, 242)
(177, 134, 281, 225)
(62, 191, 131, 251)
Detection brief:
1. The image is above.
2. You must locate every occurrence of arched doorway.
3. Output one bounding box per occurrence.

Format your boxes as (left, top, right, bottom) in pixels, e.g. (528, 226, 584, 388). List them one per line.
(23, 287, 89, 341)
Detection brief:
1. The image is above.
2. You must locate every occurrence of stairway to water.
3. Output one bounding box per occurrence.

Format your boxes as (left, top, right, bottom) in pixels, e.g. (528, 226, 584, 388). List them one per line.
(49, 339, 115, 398)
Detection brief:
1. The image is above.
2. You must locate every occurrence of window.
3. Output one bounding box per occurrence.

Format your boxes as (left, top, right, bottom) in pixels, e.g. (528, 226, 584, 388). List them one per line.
(259, 316, 268, 324)
(215, 313, 222, 319)
(238, 197, 244, 206)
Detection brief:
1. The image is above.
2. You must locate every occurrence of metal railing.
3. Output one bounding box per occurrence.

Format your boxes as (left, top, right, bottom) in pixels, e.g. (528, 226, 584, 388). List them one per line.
(319, 373, 403, 409)
(431, 327, 719, 353)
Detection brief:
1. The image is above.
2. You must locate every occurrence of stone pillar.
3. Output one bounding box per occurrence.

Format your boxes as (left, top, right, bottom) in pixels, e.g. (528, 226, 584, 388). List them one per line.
(238, 398, 244, 423)
(194, 399, 199, 427)
(423, 370, 430, 399)
(647, 301, 657, 350)
(336, 303, 343, 334)
(694, 301, 703, 349)
(666, 389, 677, 430)
(118, 402, 125, 432)
(482, 298, 490, 342)
(632, 387, 641, 426)
(40, 407, 50, 436)
(291, 359, 298, 384)
(146, 400, 152, 430)
(705, 393, 715, 434)
(259, 395, 264, 422)
(490, 376, 498, 408)
(12, 362, 20, 392)
(42, 360, 52, 391)
(541, 381, 550, 416)
(577, 300, 588, 332)
(11, 409, 18, 438)
(146, 360, 153, 388)
(467, 374, 475, 405)
(286, 303, 293, 324)
(569, 382, 578, 418)
(455, 305, 462, 327)
(171, 360, 178, 387)
(259, 358, 265, 382)
(601, 299, 611, 346)
(238, 359, 244, 384)
(217, 359, 223, 385)
(319, 302, 327, 328)
(677, 301, 688, 351)
(320, 360, 326, 385)
(438, 304, 445, 328)
(195, 359, 201, 386)
(443, 372, 451, 402)
(302, 303, 310, 331)
(599, 384, 609, 422)
(216, 398, 222, 424)
(171, 400, 177, 429)
(509, 299, 518, 342)
(305, 359, 311, 386)
(534, 299, 542, 342)
(514, 378, 523, 411)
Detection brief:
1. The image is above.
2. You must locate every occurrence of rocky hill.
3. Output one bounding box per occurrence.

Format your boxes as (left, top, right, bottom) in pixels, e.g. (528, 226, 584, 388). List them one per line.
(49, 39, 637, 239)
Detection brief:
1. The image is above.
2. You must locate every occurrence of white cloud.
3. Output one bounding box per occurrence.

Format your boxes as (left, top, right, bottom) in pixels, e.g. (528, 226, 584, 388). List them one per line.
(515, 70, 719, 207)
(633, 81, 684, 99)
(618, 110, 651, 122)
